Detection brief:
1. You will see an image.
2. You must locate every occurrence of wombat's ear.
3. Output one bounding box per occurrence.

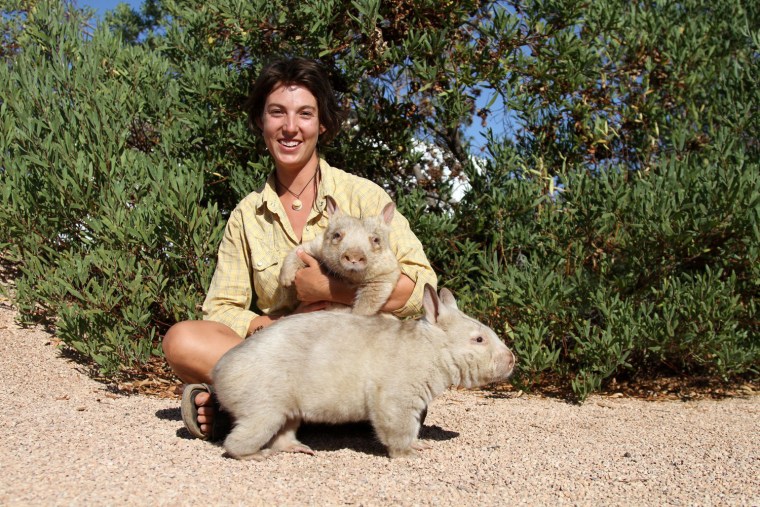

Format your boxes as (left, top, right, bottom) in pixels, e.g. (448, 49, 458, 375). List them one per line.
(381, 202, 395, 225)
(422, 283, 452, 323)
(325, 195, 341, 217)
(438, 288, 458, 310)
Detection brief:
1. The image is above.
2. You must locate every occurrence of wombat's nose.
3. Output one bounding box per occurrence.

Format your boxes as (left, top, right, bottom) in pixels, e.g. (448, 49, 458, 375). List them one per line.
(506, 349, 516, 371)
(343, 252, 366, 265)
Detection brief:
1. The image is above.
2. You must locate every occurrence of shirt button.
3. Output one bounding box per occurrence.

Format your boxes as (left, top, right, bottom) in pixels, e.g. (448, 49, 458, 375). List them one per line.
(256, 261, 262, 267)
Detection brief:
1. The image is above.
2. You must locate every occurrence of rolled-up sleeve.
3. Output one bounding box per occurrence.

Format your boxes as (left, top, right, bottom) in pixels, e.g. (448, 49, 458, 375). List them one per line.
(388, 211, 438, 318)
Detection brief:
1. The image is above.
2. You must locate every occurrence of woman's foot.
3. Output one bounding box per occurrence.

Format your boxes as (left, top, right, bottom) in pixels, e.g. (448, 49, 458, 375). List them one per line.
(180, 383, 231, 441)
(194, 389, 216, 437)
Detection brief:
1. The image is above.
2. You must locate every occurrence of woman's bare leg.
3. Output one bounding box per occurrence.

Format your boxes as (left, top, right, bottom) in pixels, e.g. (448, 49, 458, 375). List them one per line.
(163, 320, 242, 383)
(162, 320, 243, 436)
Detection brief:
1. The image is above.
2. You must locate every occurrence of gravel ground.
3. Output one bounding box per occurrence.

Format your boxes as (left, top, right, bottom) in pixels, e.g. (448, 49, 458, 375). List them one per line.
(1, 301, 758, 507)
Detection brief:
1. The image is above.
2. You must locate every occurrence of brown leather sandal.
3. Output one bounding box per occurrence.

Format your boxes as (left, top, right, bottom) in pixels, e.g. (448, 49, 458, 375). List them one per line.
(180, 383, 231, 441)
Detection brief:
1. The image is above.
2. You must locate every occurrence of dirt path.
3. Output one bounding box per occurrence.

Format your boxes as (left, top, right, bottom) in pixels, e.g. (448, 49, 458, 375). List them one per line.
(1, 302, 758, 506)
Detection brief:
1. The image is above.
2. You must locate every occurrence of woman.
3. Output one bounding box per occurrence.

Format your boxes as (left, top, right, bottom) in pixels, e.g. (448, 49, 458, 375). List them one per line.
(162, 57, 437, 440)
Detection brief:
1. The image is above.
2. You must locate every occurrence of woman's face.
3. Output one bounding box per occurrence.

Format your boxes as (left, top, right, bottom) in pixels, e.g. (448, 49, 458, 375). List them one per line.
(258, 83, 326, 173)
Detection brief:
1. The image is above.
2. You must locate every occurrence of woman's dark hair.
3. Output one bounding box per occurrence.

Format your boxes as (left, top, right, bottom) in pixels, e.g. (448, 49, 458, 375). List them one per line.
(244, 57, 345, 143)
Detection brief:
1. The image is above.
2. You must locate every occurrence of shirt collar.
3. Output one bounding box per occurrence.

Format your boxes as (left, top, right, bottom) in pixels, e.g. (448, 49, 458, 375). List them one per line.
(257, 172, 280, 215)
(315, 158, 337, 215)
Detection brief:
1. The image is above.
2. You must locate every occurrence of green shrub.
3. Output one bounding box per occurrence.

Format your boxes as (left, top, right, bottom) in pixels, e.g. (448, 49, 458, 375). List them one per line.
(1, 0, 757, 399)
(0, 0, 227, 373)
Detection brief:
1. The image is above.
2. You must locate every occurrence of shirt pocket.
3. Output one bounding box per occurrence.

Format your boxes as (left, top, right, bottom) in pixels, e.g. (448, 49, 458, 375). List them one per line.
(251, 250, 281, 307)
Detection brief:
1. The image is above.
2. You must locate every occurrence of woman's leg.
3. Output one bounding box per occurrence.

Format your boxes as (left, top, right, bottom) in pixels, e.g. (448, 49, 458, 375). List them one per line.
(162, 320, 242, 384)
(162, 320, 243, 437)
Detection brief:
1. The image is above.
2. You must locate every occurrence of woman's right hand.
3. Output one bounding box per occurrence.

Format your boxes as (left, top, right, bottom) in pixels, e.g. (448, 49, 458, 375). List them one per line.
(293, 250, 356, 306)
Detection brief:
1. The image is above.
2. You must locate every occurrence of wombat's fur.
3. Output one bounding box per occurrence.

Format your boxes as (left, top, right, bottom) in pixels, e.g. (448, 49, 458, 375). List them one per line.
(212, 284, 516, 460)
(278, 195, 400, 315)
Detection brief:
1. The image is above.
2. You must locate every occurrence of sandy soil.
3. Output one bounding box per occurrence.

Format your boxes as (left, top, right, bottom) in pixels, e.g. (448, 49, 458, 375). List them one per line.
(1, 300, 758, 506)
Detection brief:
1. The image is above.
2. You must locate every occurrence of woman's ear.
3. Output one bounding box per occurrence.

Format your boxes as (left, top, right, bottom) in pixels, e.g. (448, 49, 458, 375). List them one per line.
(319, 124, 326, 135)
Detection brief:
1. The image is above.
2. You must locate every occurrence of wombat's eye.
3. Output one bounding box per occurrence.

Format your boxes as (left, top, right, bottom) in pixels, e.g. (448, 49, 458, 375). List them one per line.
(475, 336, 484, 343)
(332, 232, 343, 241)
(371, 235, 381, 245)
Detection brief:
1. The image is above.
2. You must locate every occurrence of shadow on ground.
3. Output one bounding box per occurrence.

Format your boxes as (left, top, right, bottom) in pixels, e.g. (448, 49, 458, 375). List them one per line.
(162, 405, 460, 457)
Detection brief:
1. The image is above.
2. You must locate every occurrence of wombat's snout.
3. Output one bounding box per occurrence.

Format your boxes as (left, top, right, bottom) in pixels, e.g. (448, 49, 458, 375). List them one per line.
(504, 348, 516, 374)
(495, 346, 516, 380)
(341, 249, 367, 269)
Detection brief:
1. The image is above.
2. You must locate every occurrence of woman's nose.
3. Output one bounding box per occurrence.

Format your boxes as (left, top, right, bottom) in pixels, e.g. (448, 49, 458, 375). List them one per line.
(282, 114, 297, 134)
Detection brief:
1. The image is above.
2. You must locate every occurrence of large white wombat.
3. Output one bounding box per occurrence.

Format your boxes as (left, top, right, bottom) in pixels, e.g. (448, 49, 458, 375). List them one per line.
(278, 195, 400, 315)
(212, 284, 516, 460)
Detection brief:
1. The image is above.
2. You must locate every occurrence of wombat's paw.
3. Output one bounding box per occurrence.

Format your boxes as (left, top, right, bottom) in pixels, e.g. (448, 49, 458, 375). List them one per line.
(278, 266, 296, 287)
(279, 443, 316, 456)
(270, 435, 316, 456)
(233, 449, 275, 461)
(387, 447, 419, 459)
(411, 439, 433, 451)
(278, 251, 305, 287)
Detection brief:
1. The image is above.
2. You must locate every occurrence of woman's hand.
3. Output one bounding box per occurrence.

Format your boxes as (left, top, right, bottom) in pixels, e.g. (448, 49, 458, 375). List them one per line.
(293, 250, 355, 305)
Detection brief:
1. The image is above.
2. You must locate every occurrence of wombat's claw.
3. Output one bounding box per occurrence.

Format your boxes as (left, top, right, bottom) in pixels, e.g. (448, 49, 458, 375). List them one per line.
(235, 449, 274, 461)
(281, 443, 316, 456)
(411, 439, 433, 451)
(388, 447, 418, 459)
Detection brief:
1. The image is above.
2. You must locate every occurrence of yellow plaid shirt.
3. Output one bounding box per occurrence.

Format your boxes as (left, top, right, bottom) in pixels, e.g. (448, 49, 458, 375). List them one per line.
(202, 158, 438, 337)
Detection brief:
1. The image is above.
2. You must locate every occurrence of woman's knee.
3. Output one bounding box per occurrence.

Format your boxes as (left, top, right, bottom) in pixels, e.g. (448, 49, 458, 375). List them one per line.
(162, 320, 242, 370)
(162, 321, 198, 364)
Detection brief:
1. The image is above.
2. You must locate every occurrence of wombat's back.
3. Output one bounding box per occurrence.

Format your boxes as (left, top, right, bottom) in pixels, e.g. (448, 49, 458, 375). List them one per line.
(212, 312, 427, 424)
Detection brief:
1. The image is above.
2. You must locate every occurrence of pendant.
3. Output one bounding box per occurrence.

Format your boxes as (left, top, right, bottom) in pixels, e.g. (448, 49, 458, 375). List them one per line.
(291, 199, 303, 211)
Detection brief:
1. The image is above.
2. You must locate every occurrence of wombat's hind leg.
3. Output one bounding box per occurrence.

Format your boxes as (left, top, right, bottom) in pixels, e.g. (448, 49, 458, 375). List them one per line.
(410, 406, 433, 451)
(223, 413, 286, 460)
(268, 417, 315, 456)
(372, 409, 422, 459)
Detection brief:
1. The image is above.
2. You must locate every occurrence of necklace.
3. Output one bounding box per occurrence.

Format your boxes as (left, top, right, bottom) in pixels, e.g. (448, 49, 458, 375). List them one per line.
(276, 169, 318, 211)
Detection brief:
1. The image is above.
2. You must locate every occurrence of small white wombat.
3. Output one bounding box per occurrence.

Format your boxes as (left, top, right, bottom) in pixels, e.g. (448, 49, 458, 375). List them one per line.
(212, 284, 516, 460)
(278, 195, 400, 315)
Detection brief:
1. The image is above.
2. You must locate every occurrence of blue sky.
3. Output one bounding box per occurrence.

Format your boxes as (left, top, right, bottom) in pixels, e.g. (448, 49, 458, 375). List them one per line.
(81, 0, 137, 17)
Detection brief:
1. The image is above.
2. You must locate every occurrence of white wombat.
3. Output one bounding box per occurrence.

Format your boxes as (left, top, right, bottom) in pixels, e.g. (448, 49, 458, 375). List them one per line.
(212, 284, 516, 460)
(278, 195, 400, 315)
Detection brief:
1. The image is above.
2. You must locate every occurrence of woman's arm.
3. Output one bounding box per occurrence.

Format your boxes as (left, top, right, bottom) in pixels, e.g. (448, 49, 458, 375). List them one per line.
(291, 250, 415, 312)
(380, 273, 415, 312)
(245, 299, 329, 336)
(202, 208, 259, 338)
